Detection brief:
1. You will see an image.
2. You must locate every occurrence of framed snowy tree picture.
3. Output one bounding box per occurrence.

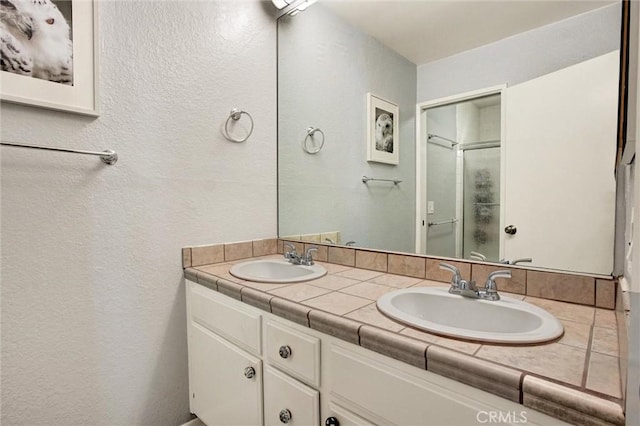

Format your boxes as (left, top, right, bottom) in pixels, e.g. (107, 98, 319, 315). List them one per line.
(0, 0, 99, 116)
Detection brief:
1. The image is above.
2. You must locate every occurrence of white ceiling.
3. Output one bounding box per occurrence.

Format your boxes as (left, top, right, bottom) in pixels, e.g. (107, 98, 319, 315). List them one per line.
(321, 0, 617, 65)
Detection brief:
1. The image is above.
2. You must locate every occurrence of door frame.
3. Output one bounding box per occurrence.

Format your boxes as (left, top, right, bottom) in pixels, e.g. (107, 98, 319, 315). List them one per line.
(415, 85, 507, 258)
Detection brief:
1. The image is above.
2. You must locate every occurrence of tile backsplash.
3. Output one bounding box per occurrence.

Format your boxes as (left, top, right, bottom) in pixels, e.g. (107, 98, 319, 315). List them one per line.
(183, 238, 617, 309)
(185, 238, 278, 268)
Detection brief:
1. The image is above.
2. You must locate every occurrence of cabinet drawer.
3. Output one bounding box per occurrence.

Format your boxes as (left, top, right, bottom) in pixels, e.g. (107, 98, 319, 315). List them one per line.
(328, 344, 502, 425)
(264, 366, 319, 426)
(326, 402, 375, 426)
(265, 320, 320, 387)
(189, 282, 261, 355)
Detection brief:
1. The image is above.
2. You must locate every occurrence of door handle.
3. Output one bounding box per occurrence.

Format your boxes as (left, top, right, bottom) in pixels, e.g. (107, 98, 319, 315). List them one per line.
(504, 225, 517, 235)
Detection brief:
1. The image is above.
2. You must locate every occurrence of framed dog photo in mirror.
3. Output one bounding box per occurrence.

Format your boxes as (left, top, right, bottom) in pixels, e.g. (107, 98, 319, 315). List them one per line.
(366, 93, 399, 165)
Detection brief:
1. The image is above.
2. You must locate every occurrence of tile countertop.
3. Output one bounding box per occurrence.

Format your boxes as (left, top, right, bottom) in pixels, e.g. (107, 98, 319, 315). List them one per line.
(184, 254, 625, 426)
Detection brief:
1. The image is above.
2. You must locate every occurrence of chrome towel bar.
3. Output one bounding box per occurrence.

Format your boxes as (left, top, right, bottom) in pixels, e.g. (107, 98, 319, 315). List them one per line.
(428, 218, 458, 227)
(362, 176, 402, 185)
(0, 141, 118, 165)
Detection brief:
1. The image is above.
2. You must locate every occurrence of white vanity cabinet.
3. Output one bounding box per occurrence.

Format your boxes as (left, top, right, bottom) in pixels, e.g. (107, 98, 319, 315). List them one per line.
(187, 281, 321, 426)
(186, 280, 565, 426)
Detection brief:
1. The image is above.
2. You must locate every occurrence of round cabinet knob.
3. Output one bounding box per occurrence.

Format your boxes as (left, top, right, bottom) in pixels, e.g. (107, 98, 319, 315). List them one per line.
(325, 417, 340, 426)
(504, 225, 517, 235)
(279, 345, 292, 359)
(243, 366, 256, 379)
(279, 409, 292, 424)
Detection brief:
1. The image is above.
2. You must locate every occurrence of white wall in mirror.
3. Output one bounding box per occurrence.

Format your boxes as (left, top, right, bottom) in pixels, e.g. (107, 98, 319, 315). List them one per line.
(278, 4, 417, 253)
(417, 3, 621, 102)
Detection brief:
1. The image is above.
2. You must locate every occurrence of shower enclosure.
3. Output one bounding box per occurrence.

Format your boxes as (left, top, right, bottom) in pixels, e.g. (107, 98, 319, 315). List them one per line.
(420, 92, 502, 262)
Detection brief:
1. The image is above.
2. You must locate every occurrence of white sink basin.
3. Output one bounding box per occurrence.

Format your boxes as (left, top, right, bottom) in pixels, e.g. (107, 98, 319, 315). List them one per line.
(377, 287, 564, 344)
(229, 259, 327, 283)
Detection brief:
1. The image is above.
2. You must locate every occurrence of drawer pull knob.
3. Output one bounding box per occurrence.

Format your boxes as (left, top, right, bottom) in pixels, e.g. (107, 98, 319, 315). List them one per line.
(279, 345, 292, 359)
(243, 366, 256, 379)
(279, 409, 292, 424)
(325, 417, 340, 426)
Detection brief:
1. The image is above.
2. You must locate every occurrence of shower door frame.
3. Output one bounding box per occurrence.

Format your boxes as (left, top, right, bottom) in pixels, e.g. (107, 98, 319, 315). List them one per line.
(415, 85, 507, 259)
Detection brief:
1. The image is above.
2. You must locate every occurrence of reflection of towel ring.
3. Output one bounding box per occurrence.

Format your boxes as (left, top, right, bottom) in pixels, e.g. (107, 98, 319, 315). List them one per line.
(223, 108, 254, 143)
(302, 127, 325, 154)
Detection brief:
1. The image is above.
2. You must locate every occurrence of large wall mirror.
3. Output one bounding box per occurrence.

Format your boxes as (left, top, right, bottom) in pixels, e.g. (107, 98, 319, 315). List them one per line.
(278, 0, 621, 275)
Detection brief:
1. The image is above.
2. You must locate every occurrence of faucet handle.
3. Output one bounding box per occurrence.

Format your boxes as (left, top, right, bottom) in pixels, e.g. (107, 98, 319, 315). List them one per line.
(304, 246, 318, 265)
(439, 263, 461, 286)
(485, 270, 511, 293)
(284, 242, 299, 261)
(487, 270, 512, 282)
(469, 251, 486, 261)
(482, 270, 510, 301)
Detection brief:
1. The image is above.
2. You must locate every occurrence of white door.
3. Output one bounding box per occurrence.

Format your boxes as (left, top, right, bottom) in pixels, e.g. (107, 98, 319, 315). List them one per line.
(190, 322, 263, 426)
(503, 51, 618, 274)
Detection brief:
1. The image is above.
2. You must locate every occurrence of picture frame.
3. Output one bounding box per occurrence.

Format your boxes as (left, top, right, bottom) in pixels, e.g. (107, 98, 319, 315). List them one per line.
(366, 93, 399, 165)
(0, 0, 99, 116)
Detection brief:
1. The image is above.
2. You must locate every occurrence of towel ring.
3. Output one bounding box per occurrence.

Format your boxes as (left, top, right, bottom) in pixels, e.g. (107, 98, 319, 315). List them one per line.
(302, 127, 325, 154)
(223, 108, 254, 143)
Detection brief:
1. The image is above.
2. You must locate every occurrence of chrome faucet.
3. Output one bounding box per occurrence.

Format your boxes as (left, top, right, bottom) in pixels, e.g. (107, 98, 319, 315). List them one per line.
(440, 263, 479, 298)
(439, 262, 511, 301)
(284, 243, 317, 266)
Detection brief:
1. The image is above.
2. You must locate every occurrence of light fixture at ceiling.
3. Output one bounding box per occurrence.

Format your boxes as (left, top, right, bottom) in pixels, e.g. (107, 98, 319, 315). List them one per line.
(271, 0, 316, 16)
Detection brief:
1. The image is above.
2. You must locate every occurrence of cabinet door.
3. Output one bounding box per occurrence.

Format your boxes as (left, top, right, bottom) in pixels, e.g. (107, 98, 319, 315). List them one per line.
(263, 366, 319, 426)
(190, 322, 263, 426)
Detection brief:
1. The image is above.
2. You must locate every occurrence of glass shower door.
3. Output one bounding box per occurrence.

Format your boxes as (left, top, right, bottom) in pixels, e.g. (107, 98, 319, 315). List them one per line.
(462, 146, 500, 261)
(426, 143, 458, 258)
